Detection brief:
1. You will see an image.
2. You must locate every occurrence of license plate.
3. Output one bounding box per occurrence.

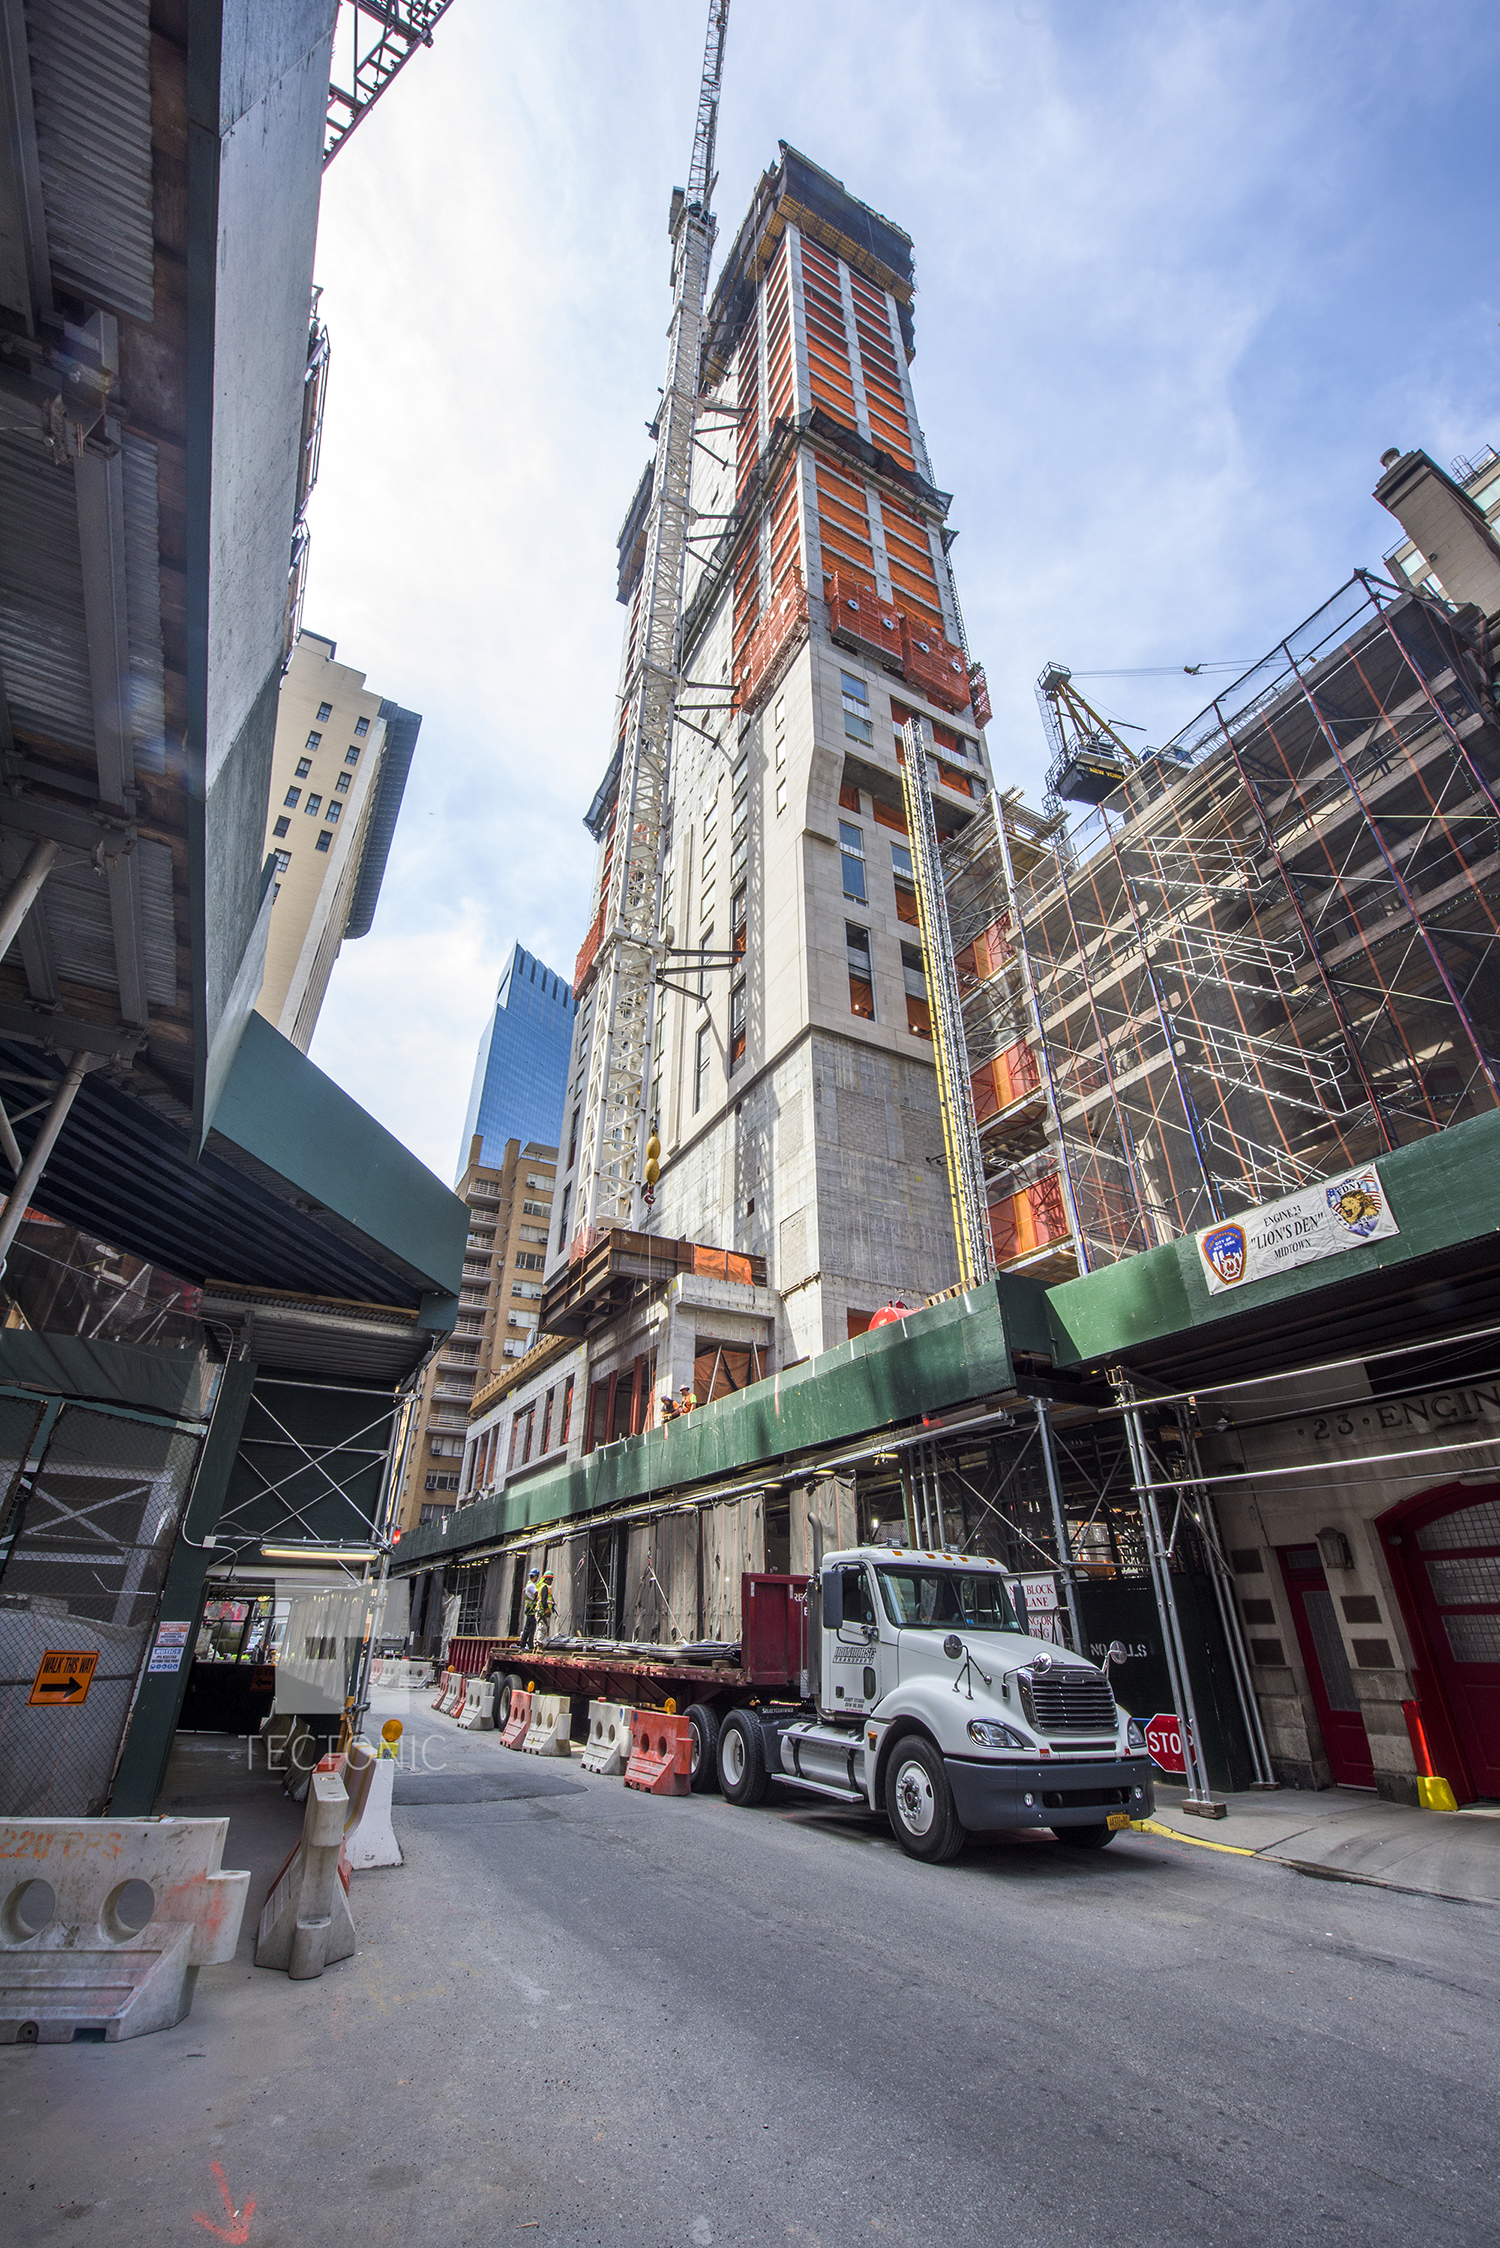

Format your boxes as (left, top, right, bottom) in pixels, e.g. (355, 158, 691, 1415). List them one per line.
(1107, 1812, 1132, 1831)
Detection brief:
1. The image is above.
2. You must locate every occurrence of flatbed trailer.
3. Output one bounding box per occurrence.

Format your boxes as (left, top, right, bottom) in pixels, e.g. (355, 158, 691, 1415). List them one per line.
(428, 1558, 1154, 1861)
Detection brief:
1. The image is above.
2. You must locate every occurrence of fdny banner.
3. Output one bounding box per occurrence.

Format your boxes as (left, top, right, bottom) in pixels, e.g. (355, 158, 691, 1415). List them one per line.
(1196, 1167, 1399, 1296)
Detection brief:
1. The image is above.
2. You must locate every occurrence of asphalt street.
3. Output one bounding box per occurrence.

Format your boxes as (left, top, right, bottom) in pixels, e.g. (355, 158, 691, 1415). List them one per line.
(4, 1688, 1495, 2248)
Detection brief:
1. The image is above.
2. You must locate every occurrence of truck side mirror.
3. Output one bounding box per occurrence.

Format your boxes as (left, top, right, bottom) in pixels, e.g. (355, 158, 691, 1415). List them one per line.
(943, 1634, 963, 1660)
(821, 1570, 842, 1631)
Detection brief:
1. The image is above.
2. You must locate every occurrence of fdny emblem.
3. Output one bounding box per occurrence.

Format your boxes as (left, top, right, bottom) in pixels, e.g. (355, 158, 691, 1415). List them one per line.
(1327, 1172, 1384, 1238)
(1201, 1223, 1246, 1286)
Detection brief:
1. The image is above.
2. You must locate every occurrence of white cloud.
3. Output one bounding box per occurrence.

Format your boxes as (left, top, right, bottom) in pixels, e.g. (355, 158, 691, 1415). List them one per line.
(300, 0, 1499, 1171)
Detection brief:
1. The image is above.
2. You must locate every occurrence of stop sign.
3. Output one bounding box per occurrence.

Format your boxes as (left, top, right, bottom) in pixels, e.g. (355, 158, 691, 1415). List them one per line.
(1144, 1712, 1186, 1774)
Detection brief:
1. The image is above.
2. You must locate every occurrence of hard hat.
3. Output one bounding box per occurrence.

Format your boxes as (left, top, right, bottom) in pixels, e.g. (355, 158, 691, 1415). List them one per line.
(527, 1567, 539, 1580)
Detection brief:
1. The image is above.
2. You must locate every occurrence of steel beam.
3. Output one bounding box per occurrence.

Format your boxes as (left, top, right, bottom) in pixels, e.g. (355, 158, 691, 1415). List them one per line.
(0, 836, 58, 959)
(0, 1049, 93, 1270)
(0, 0, 51, 329)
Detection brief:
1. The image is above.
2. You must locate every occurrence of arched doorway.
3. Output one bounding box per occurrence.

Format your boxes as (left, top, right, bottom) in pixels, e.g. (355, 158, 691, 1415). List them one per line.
(1378, 1482, 1500, 1804)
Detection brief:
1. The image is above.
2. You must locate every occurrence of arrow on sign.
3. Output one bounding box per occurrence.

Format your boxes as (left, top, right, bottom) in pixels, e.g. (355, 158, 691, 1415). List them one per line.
(192, 2160, 256, 2244)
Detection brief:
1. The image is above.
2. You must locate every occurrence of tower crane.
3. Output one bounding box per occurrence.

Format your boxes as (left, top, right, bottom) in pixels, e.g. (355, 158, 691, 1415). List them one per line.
(325, 1, 462, 165)
(571, 0, 732, 1242)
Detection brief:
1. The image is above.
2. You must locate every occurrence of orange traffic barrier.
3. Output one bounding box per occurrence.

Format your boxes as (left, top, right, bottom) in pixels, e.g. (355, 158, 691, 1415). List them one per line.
(624, 1710, 692, 1796)
(499, 1686, 532, 1750)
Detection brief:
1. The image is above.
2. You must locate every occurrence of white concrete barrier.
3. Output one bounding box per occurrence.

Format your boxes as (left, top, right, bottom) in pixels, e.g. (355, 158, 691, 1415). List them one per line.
(255, 1765, 355, 1978)
(580, 1700, 635, 1776)
(344, 1755, 401, 1870)
(441, 1670, 469, 1717)
(456, 1675, 494, 1731)
(521, 1693, 573, 1757)
(0, 1817, 250, 2044)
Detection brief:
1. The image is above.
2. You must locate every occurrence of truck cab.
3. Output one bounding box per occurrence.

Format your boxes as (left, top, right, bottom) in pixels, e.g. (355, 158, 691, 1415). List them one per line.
(716, 1547, 1155, 1862)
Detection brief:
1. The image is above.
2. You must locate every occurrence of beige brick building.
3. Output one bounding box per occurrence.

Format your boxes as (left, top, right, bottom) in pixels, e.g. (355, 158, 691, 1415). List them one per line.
(258, 631, 420, 1050)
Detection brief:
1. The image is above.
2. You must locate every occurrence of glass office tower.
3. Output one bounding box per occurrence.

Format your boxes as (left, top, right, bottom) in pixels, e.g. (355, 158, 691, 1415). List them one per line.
(458, 944, 577, 1177)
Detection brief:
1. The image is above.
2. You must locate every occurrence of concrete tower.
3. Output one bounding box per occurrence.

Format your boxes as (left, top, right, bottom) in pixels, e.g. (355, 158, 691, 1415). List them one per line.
(554, 145, 995, 1367)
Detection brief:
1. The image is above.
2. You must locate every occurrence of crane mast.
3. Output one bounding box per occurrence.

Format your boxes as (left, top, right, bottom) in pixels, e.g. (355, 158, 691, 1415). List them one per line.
(572, 0, 730, 1243)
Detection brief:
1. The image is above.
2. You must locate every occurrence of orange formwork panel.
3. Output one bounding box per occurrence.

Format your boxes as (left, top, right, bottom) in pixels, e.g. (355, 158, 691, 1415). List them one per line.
(899, 615, 971, 714)
(733, 569, 809, 713)
(970, 1039, 1040, 1121)
(988, 1173, 1070, 1265)
(826, 570, 903, 669)
(623, 1710, 693, 1796)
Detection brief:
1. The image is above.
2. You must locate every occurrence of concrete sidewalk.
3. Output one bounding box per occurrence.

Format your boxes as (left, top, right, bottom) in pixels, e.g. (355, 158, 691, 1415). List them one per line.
(1142, 1782, 1500, 1904)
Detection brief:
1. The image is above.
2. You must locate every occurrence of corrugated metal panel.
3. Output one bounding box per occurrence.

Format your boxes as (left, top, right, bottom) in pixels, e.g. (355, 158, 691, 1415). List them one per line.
(0, 431, 93, 751)
(121, 432, 164, 775)
(26, 0, 154, 323)
(34, 839, 176, 1007)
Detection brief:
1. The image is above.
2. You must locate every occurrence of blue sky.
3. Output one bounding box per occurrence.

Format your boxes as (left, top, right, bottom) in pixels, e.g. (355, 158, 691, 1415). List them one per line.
(302, 0, 1499, 1178)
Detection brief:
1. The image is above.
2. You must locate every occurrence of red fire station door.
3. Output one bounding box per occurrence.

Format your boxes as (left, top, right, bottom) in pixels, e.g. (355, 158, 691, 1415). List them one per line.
(1278, 1544, 1375, 1788)
(1383, 1485, 1500, 1802)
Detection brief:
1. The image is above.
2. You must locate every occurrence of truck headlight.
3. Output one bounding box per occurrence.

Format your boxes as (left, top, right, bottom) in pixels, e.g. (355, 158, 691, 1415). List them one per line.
(1126, 1718, 1146, 1751)
(967, 1719, 1030, 1751)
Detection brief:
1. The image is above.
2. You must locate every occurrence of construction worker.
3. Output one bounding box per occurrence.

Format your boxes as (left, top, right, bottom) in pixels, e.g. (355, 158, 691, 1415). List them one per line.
(536, 1570, 557, 1640)
(518, 1567, 541, 1650)
(659, 1390, 679, 1422)
(678, 1384, 697, 1415)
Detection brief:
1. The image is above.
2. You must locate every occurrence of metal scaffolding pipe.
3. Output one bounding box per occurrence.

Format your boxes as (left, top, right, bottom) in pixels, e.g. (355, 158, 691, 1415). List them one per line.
(1033, 1398, 1084, 1655)
(1116, 1376, 1221, 1812)
(0, 1050, 92, 1272)
(0, 837, 58, 961)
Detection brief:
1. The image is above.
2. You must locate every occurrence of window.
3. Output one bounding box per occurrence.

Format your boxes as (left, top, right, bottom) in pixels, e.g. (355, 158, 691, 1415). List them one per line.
(731, 884, 747, 959)
(876, 1568, 1023, 1634)
(518, 1225, 546, 1244)
(729, 980, 746, 1073)
(354, 716, 369, 737)
(526, 1174, 553, 1191)
(305, 730, 322, 750)
(304, 793, 322, 815)
(839, 820, 867, 902)
(841, 670, 872, 745)
(847, 923, 875, 1019)
(559, 1373, 575, 1444)
(522, 1200, 550, 1217)
(566, 1106, 580, 1170)
(541, 1388, 555, 1452)
(273, 849, 291, 873)
(902, 942, 931, 1038)
(699, 891, 714, 928)
(730, 835, 747, 878)
(315, 830, 332, 852)
(891, 841, 914, 881)
(776, 778, 787, 815)
(283, 787, 301, 808)
(335, 771, 351, 793)
(296, 757, 312, 777)
(555, 1184, 570, 1248)
(273, 816, 290, 838)
(316, 702, 332, 722)
(733, 751, 749, 793)
(694, 1022, 711, 1112)
(731, 794, 748, 836)
(325, 801, 340, 823)
(513, 1280, 543, 1300)
(345, 745, 360, 765)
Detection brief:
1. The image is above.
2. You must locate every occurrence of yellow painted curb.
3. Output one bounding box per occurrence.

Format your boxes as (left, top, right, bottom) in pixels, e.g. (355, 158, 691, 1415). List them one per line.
(1130, 1817, 1257, 1857)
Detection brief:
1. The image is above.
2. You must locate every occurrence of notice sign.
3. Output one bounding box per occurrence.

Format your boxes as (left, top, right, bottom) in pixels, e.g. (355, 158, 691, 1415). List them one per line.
(28, 1648, 99, 1707)
(1196, 1167, 1398, 1297)
(147, 1620, 192, 1675)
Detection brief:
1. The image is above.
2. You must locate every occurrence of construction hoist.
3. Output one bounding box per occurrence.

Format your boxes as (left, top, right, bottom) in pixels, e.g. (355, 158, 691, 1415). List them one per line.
(571, 0, 732, 1242)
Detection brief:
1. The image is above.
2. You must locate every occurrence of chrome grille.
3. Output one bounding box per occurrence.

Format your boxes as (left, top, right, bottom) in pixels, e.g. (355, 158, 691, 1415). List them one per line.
(1022, 1667, 1117, 1734)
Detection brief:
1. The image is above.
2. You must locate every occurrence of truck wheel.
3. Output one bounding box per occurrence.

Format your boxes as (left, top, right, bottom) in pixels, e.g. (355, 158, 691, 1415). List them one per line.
(884, 1737, 966, 1864)
(685, 1703, 721, 1793)
(718, 1709, 769, 1806)
(1053, 1823, 1116, 1848)
(490, 1670, 523, 1730)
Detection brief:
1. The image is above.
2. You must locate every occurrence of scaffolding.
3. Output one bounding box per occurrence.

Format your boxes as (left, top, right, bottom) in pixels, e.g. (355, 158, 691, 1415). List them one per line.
(1005, 575, 1500, 1270)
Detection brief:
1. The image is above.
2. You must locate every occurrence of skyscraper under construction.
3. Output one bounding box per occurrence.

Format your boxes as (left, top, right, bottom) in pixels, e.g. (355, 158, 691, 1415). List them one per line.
(554, 145, 994, 1376)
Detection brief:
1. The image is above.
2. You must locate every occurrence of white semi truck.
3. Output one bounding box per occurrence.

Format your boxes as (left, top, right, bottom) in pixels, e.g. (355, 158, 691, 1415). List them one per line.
(713, 1547, 1156, 1863)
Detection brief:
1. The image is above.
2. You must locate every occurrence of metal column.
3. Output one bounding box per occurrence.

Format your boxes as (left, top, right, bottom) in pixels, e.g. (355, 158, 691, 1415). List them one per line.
(1115, 1373, 1222, 1813)
(0, 1050, 92, 1271)
(1033, 1398, 1083, 1655)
